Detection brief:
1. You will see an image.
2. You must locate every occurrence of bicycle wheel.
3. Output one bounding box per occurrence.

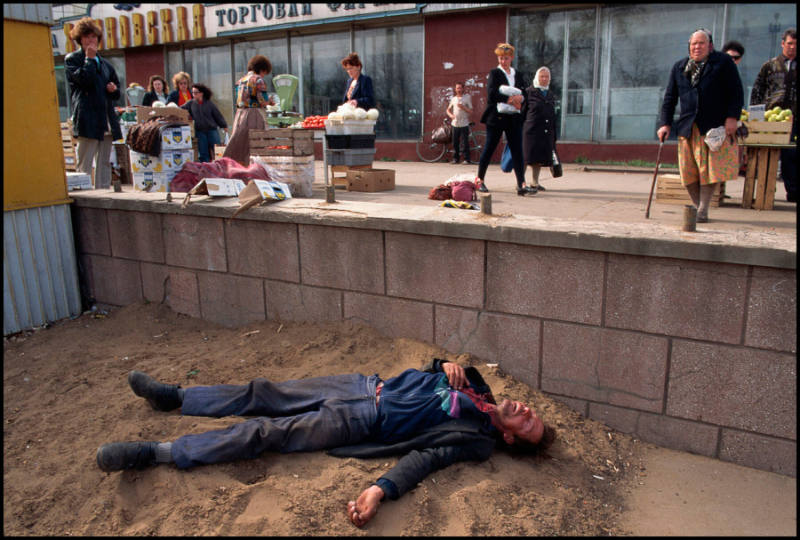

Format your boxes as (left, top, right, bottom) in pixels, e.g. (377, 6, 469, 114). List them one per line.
(416, 131, 447, 162)
(468, 130, 486, 163)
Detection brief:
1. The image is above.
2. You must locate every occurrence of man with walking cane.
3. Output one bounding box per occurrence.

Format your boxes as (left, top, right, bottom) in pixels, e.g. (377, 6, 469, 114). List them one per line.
(656, 28, 743, 223)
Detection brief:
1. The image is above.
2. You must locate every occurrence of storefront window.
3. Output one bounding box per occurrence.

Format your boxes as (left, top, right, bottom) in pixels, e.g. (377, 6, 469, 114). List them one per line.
(290, 31, 350, 118)
(354, 25, 423, 139)
(725, 3, 797, 105)
(184, 45, 235, 127)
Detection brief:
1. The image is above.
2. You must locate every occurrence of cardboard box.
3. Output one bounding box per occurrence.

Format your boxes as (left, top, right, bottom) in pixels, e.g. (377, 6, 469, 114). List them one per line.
(162, 149, 194, 170)
(190, 178, 247, 197)
(161, 125, 193, 150)
(136, 106, 191, 124)
(233, 180, 293, 217)
(346, 168, 395, 192)
(129, 151, 164, 173)
(132, 171, 167, 192)
(66, 171, 92, 191)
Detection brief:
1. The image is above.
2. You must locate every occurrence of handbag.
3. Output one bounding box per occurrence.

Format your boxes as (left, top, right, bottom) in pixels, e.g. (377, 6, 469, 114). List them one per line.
(500, 145, 514, 173)
(431, 120, 453, 143)
(551, 147, 563, 178)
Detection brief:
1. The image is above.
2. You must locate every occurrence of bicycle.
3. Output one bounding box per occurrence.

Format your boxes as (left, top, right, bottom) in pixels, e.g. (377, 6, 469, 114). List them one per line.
(416, 121, 486, 163)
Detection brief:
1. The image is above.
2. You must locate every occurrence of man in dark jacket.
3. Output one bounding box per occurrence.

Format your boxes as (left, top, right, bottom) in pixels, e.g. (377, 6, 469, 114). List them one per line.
(65, 17, 123, 190)
(658, 28, 743, 222)
(96, 359, 555, 527)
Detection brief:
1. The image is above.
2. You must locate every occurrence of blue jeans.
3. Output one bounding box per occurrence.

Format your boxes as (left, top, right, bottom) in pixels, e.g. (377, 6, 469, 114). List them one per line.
(171, 373, 381, 468)
(195, 129, 221, 162)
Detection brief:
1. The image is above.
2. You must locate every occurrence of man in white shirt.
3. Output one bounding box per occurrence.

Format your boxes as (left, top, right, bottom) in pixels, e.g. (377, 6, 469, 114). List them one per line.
(446, 82, 474, 164)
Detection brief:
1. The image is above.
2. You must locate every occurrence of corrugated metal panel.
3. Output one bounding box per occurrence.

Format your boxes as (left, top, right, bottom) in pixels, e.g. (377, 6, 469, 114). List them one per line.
(3, 4, 53, 25)
(3, 204, 82, 335)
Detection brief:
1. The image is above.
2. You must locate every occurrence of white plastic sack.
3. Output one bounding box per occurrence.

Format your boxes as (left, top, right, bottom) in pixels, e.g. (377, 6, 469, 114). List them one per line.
(705, 126, 726, 152)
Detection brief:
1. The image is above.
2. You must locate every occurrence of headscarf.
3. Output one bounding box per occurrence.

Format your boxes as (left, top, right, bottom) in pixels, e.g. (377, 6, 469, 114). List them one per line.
(683, 58, 707, 87)
(533, 67, 550, 93)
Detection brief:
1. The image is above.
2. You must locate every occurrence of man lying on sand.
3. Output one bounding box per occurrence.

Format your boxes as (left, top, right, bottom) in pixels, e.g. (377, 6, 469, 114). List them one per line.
(96, 359, 555, 527)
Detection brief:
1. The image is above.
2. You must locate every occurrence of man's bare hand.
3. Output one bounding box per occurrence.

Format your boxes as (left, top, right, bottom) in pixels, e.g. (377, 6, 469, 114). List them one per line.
(443, 361, 467, 390)
(347, 485, 384, 527)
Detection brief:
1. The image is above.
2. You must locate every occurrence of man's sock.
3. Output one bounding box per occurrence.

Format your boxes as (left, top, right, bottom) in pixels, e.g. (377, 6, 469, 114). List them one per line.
(155, 442, 174, 463)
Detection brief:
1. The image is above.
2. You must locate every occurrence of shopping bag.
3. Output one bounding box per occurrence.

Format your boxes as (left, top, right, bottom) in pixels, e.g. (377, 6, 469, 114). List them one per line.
(500, 145, 513, 173)
(551, 148, 563, 178)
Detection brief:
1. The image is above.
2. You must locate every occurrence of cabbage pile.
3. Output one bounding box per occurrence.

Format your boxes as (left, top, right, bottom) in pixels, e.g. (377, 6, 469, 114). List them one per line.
(327, 103, 379, 122)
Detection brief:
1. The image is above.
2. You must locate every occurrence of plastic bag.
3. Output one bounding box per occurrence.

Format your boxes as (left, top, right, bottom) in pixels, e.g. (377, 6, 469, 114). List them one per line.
(431, 121, 452, 143)
(500, 145, 513, 173)
(551, 148, 563, 178)
(705, 126, 726, 152)
(224, 131, 230, 145)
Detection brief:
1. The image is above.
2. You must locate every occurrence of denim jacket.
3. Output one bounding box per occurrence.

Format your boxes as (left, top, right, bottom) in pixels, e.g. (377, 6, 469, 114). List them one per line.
(327, 359, 498, 500)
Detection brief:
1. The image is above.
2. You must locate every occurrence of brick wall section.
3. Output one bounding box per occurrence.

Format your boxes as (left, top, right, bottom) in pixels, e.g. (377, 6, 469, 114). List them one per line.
(70, 205, 797, 477)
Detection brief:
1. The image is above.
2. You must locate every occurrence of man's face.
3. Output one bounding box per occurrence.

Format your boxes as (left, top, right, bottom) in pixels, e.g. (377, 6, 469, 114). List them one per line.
(495, 399, 544, 445)
(80, 33, 99, 51)
(454, 84, 464, 96)
(689, 32, 711, 62)
(782, 35, 797, 60)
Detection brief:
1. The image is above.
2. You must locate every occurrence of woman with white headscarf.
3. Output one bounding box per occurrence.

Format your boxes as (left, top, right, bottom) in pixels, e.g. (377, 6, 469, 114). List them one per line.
(521, 67, 558, 192)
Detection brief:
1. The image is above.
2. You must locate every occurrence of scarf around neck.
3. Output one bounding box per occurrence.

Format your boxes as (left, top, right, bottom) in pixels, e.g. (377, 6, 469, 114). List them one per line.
(684, 58, 707, 87)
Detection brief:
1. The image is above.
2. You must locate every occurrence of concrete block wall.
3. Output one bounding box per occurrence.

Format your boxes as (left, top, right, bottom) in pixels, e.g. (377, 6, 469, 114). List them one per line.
(70, 202, 796, 476)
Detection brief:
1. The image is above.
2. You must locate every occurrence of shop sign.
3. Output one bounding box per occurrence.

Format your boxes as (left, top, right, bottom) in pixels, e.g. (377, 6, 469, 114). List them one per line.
(50, 3, 420, 56)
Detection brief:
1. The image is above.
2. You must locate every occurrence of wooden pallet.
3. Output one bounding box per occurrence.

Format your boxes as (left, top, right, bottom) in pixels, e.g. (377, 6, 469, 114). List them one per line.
(742, 120, 792, 145)
(655, 174, 722, 207)
(61, 122, 77, 171)
(249, 128, 314, 157)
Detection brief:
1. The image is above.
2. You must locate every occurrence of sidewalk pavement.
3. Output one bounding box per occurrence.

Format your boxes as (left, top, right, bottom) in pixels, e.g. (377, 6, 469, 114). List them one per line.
(312, 159, 797, 535)
(312, 160, 797, 238)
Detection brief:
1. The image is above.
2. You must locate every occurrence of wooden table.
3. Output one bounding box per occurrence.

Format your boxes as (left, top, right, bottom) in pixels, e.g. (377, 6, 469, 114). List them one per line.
(740, 143, 795, 210)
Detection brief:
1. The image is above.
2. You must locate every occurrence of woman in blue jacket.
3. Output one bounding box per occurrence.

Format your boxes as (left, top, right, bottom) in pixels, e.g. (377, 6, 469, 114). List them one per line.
(658, 29, 743, 222)
(341, 52, 375, 109)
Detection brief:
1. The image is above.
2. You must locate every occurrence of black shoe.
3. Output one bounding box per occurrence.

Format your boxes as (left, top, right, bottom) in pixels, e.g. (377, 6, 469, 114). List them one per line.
(463, 160, 474, 165)
(96, 441, 158, 472)
(477, 183, 489, 193)
(535, 184, 545, 192)
(128, 371, 182, 411)
(517, 187, 527, 196)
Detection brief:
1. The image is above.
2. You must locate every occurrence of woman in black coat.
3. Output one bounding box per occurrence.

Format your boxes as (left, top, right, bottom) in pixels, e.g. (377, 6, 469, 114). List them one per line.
(475, 43, 534, 196)
(521, 67, 557, 192)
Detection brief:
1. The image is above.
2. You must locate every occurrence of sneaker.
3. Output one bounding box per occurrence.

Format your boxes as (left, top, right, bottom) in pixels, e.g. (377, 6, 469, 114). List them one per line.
(96, 441, 158, 472)
(463, 160, 474, 165)
(128, 371, 182, 411)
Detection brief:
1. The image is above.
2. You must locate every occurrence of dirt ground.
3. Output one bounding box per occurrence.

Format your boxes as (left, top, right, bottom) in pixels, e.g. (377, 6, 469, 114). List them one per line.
(3, 302, 648, 536)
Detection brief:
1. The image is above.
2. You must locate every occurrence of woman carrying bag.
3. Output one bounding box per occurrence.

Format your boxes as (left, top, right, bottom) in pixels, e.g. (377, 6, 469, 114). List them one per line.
(521, 67, 560, 193)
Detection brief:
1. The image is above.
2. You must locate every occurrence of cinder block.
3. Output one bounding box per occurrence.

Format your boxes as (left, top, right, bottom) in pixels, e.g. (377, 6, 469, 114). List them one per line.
(85, 254, 142, 306)
(265, 280, 343, 323)
(605, 254, 748, 344)
(107, 210, 165, 263)
(226, 220, 300, 282)
(719, 430, 796, 476)
(299, 225, 384, 293)
(344, 292, 433, 342)
(667, 340, 796, 439)
(588, 402, 642, 434)
(164, 214, 227, 272)
(197, 272, 265, 327)
(745, 267, 797, 353)
(541, 322, 668, 412)
(140, 262, 168, 304)
(165, 268, 201, 319)
(636, 411, 720, 457)
(486, 243, 604, 324)
(386, 232, 484, 308)
(434, 305, 539, 388)
(72, 206, 110, 256)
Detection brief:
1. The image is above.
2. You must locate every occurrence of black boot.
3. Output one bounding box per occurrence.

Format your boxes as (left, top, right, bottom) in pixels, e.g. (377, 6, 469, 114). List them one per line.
(96, 441, 158, 472)
(128, 371, 182, 411)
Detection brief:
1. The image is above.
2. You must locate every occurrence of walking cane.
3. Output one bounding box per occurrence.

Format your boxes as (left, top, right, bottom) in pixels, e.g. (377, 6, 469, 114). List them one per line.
(645, 139, 665, 219)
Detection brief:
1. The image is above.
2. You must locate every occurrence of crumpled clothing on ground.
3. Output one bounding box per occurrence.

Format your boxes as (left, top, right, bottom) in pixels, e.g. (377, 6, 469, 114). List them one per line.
(170, 157, 272, 192)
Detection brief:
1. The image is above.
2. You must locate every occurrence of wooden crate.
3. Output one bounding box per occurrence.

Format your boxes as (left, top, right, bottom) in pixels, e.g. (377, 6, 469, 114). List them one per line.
(742, 146, 780, 210)
(249, 128, 314, 157)
(61, 122, 77, 171)
(655, 174, 721, 207)
(743, 120, 792, 145)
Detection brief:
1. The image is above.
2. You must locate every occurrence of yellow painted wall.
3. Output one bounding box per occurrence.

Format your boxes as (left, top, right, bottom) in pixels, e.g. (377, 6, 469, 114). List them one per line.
(3, 19, 70, 211)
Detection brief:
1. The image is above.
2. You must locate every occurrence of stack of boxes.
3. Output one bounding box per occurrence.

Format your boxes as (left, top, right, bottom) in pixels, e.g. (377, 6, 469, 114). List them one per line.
(128, 124, 193, 192)
(324, 119, 377, 187)
(248, 128, 315, 197)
